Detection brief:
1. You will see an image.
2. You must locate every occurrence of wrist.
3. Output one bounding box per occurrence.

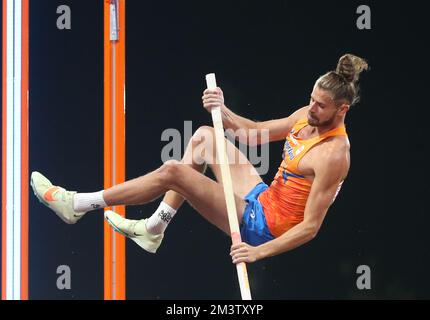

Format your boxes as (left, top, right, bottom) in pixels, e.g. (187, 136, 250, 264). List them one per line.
(256, 243, 271, 260)
(221, 106, 234, 126)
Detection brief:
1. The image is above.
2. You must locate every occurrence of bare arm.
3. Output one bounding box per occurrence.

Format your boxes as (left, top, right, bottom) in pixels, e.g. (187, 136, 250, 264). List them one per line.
(202, 87, 308, 144)
(230, 145, 350, 263)
(255, 106, 308, 143)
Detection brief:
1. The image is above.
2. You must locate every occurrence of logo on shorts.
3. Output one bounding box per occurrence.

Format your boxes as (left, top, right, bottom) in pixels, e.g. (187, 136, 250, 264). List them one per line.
(250, 210, 256, 219)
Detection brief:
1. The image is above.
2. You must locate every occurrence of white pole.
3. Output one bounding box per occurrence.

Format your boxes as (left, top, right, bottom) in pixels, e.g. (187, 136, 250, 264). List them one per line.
(205, 73, 252, 300)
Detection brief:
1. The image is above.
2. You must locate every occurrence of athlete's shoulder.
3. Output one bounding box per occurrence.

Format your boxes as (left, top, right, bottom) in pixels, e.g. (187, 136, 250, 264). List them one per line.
(321, 135, 350, 158)
(317, 136, 350, 178)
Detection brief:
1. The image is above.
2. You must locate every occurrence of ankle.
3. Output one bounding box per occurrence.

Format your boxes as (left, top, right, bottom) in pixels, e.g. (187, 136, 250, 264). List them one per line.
(146, 201, 177, 234)
(73, 190, 107, 212)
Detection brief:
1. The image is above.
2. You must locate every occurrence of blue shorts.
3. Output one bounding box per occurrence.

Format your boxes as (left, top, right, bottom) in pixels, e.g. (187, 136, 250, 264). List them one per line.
(240, 182, 275, 246)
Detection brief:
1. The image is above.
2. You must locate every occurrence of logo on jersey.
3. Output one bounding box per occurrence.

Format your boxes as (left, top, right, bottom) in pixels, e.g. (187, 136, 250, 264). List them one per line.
(283, 133, 304, 160)
(283, 139, 295, 160)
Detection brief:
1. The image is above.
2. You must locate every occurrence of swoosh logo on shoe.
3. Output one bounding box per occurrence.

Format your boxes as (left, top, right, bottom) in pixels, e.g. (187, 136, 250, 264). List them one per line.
(44, 186, 60, 202)
(133, 232, 143, 237)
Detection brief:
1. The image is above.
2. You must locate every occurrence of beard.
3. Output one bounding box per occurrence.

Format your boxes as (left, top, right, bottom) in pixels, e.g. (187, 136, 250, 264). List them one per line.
(307, 112, 337, 127)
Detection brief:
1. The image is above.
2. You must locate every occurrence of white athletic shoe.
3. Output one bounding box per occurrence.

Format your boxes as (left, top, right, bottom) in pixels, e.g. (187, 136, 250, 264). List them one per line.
(104, 210, 164, 253)
(30, 171, 86, 224)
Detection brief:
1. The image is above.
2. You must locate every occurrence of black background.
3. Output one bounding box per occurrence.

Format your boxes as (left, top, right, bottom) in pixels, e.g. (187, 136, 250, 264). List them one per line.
(0, 0, 429, 299)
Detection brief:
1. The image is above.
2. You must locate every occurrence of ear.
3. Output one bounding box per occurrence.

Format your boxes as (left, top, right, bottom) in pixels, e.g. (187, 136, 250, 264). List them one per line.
(337, 103, 350, 116)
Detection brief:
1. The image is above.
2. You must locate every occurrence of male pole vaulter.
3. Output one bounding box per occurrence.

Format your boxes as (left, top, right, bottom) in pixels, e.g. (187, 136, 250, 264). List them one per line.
(31, 54, 368, 264)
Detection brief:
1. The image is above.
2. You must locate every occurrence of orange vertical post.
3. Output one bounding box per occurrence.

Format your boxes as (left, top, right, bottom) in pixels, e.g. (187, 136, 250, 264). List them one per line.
(20, 0, 29, 300)
(104, 0, 126, 300)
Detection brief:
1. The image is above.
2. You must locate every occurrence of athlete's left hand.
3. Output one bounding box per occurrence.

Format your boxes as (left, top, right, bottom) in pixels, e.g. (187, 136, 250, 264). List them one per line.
(230, 242, 260, 264)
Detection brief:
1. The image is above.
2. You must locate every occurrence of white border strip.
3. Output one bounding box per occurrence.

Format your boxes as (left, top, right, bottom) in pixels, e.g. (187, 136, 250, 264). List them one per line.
(6, 0, 15, 301)
(5, 0, 22, 300)
(13, 0, 22, 301)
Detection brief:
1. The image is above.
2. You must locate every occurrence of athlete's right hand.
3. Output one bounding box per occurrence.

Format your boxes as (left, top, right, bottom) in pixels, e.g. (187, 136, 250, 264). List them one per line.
(202, 87, 225, 113)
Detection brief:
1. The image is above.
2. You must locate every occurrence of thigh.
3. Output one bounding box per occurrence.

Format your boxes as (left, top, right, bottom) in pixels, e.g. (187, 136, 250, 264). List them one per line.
(191, 126, 262, 199)
(213, 136, 263, 198)
(167, 161, 247, 235)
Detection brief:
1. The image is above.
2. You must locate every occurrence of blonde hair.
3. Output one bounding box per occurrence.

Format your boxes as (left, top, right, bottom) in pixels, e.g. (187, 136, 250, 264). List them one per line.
(316, 54, 369, 106)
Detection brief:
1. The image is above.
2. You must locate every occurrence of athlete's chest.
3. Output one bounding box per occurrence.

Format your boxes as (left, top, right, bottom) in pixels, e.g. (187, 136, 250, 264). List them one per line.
(282, 127, 325, 179)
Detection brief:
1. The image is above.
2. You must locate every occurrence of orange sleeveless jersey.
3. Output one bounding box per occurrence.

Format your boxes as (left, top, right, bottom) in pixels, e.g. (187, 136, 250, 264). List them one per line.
(258, 118, 348, 238)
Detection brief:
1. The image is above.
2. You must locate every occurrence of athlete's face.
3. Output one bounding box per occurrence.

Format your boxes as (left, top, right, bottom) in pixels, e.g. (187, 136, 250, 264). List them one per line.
(307, 86, 345, 127)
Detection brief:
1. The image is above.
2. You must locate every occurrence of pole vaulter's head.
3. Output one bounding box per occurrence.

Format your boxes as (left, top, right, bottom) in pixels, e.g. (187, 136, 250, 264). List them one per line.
(308, 54, 369, 127)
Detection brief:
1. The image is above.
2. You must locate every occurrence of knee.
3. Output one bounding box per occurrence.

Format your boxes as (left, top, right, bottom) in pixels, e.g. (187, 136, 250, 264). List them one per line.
(158, 160, 181, 186)
(193, 126, 214, 144)
(191, 126, 215, 154)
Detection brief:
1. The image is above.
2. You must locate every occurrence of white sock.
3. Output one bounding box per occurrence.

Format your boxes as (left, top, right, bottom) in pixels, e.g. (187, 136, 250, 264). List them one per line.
(146, 201, 177, 235)
(73, 191, 107, 213)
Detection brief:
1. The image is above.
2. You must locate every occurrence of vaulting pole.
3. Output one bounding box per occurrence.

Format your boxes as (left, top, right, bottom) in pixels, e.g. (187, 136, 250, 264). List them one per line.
(206, 73, 252, 300)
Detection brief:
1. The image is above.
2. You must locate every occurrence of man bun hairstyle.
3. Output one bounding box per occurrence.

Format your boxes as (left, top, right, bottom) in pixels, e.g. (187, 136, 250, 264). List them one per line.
(316, 54, 369, 106)
(336, 54, 369, 83)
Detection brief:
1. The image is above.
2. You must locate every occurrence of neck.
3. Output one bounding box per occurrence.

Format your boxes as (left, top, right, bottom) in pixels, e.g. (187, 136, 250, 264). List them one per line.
(313, 116, 345, 135)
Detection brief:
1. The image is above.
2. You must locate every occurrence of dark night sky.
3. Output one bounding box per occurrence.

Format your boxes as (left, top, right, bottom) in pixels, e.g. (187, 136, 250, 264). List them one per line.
(1, 0, 429, 299)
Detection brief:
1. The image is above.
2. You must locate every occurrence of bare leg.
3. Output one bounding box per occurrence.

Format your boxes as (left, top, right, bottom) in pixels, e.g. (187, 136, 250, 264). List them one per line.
(103, 159, 246, 234)
(163, 126, 262, 210)
(102, 126, 263, 233)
